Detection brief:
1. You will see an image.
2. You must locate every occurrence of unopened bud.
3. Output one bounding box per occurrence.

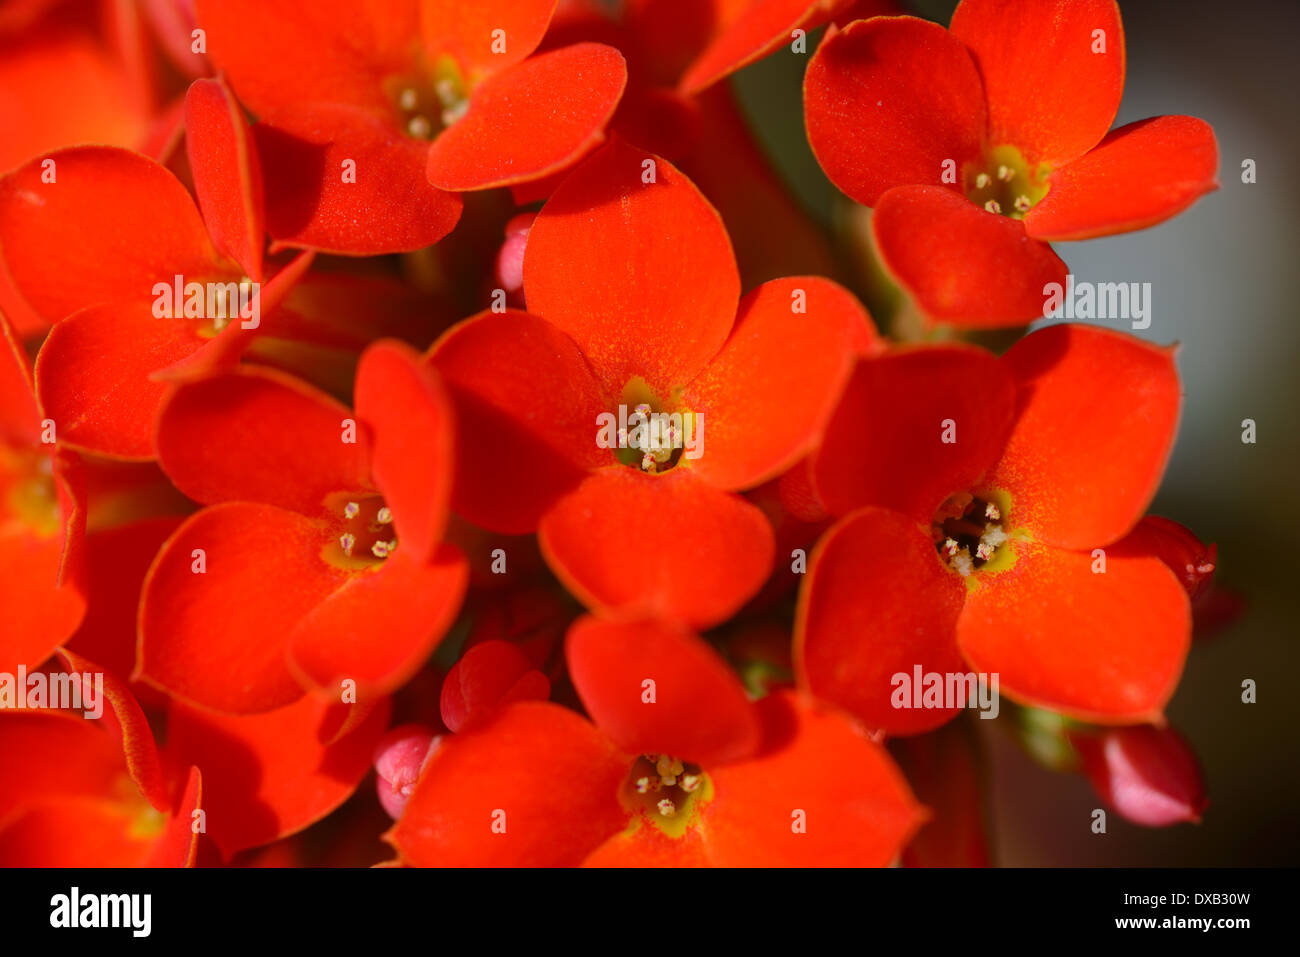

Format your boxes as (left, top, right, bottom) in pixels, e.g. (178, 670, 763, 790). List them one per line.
(1072, 725, 1208, 827)
(373, 724, 440, 819)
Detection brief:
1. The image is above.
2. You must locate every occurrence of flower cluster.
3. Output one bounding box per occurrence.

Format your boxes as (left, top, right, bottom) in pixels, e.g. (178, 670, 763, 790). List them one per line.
(0, 0, 1222, 867)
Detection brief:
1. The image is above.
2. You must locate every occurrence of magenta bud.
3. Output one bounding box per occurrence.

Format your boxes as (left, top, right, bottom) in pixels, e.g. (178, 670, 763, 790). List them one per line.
(373, 724, 439, 820)
(495, 213, 535, 297)
(1074, 725, 1208, 827)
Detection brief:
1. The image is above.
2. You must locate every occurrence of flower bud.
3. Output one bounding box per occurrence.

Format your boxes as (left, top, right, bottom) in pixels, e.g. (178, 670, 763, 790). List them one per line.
(1072, 725, 1208, 827)
(373, 724, 439, 820)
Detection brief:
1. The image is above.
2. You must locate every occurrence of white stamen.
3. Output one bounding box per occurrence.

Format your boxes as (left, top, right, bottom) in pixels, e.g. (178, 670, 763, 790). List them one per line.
(376, 507, 392, 524)
(984, 199, 1002, 215)
(343, 501, 360, 519)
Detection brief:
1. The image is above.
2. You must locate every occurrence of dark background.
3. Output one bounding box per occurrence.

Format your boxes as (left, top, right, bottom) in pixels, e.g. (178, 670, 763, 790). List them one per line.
(732, 0, 1300, 865)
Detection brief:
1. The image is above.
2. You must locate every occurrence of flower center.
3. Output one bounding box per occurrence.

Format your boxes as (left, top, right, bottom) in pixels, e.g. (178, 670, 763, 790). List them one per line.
(388, 58, 469, 141)
(1, 447, 59, 537)
(620, 754, 712, 837)
(323, 492, 398, 568)
(964, 145, 1049, 219)
(931, 491, 1010, 577)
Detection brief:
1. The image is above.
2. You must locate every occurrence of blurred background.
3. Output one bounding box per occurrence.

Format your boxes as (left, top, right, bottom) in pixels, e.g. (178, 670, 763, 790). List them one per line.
(734, 0, 1299, 865)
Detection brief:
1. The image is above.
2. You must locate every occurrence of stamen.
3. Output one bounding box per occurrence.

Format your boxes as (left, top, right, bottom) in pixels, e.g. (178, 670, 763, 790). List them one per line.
(398, 88, 419, 111)
(984, 199, 1002, 215)
(376, 507, 393, 524)
(984, 502, 1001, 521)
(657, 798, 677, 817)
(975, 172, 991, 189)
(343, 501, 360, 519)
(680, 774, 700, 793)
(339, 533, 356, 556)
(1014, 195, 1032, 213)
(407, 115, 433, 139)
(997, 165, 1015, 182)
(371, 541, 389, 559)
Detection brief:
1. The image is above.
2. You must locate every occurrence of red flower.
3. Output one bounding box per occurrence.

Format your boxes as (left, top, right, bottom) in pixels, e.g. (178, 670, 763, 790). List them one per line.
(195, 0, 628, 253)
(388, 614, 922, 866)
(796, 324, 1191, 731)
(804, 0, 1218, 324)
(0, 311, 85, 674)
(1071, 723, 1208, 828)
(137, 341, 467, 714)
(0, 77, 315, 458)
(429, 138, 875, 627)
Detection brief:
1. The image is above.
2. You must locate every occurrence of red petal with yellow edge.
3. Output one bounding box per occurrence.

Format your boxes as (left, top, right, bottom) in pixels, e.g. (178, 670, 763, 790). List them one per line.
(524, 138, 738, 398)
(137, 503, 350, 714)
(195, 0, 420, 117)
(681, 277, 866, 492)
(287, 544, 468, 698)
(539, 468, 774, 630)
(949, 0, 1124, 168)
(0, 147, 222, 323)
(567, 614, 761, 765)
(34, 303, 203, 459)
(701, 691, 924, 865)
(957, 539, 1190, 722)
(355, 341, 454, 562)
(255, 104, 462, 255)
(0, 309, 38, 447)
(1025, 116, 1219, 241)
(0, 712, 125, 825)
(426, 43, 627, 192)
(421, 0, 558, 79)
(428, 310, 611, 534)
(0, 799, 155, 867)
(985, 324, 1180, 549)
(440, 639, 551, 733)
(872, 185, 1067, 326)
(185, 77, 265, 281)
(164, 692, 391, 856)
(0, 532, 85, 674)
(54, 648, 169, 813)
(141, 765, 203, 867)
(390, 701, 629, 867)
(804, 17, 986, 207)
(156, 365, 369, 515)
(794, 507, 967, 735)
(812, 345, 1015, 521)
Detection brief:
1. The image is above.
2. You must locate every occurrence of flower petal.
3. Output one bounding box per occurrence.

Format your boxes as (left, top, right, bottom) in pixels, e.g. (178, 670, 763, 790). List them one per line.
(804, 16, 986, 207)
(1025, 115, 1219, 241)
(137, 503, 349, 713)
(184, 77, 266, 281)
(440, 639, 551, 733)
(872, 185, 1067, 326)
(426, 43, 627, 192)
(957, 539, 1190, 722)
(539, 467, 774, 630)
(811, 345, 1015, 521)
(354, 340, 454, 562)
(0, 146, 222, 323)
(421, 0, 558, 78)
(390, 701, 629, 866)
(681, 277, 868, 491)
(701, 691, 924, 865)
(0, 309, 38, 447)
(682, 0, 839, 95)
(164, 691, 391, 855)
(0, 531, 84, 673)
(949, 0, 1124, 168)
(428, 310, 609, 533)
(286, 545, 468, 699)
(567, 614, 761, 765)
(524, 138, 739, 397)
(794, 507, 967, 735)
(255, 104, 462, 255)
(156, 365, 369, 514)
(195, 0, 420, 116)
(34, 303, 205, 459)
(985, 324, 1180, 549)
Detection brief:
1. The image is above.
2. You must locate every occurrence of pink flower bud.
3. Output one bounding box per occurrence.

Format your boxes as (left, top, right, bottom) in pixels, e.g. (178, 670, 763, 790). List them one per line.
(373, 724, 439, 820)
(495, 213, 536, 299)
(1073, 725, 1208, 827)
